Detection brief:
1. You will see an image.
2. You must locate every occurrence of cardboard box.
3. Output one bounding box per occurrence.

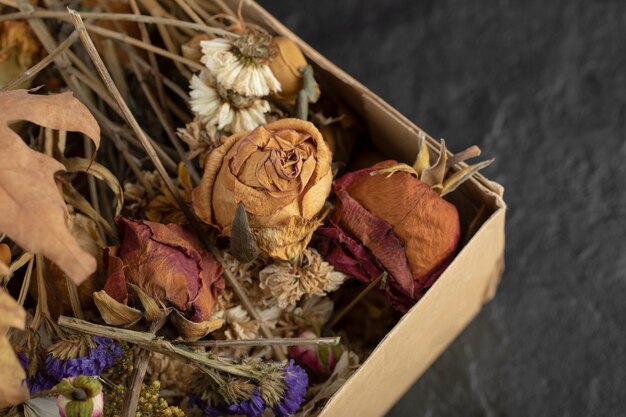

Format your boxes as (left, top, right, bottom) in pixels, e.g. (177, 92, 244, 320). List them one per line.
(227, 2, 507, 415)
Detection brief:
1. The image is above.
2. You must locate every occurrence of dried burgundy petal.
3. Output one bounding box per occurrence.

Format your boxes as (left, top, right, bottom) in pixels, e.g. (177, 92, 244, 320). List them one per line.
(103, 217, 224, 322)
(332, 169, 414, 297)
(316, 222, 383, 285)
(316, 222, 416, 312)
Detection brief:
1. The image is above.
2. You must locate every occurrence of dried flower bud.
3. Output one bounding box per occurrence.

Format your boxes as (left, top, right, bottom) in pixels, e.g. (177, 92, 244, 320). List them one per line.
(289, 330, 339, 377)
(55, 376, 104, 417)
(268, 37, 319, 104)
(100, 217, 224, 330)
(192, 119, 333, 260)
(318, 160, 461, 312)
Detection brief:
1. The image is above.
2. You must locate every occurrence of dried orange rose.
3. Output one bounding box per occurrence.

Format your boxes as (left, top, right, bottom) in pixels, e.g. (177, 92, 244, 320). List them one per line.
(192, 118, 332, 260)
(318, 161, 460, 312)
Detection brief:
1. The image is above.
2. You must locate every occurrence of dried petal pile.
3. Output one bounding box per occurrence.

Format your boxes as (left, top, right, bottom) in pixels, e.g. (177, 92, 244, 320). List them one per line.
(0, 2, 494, 417)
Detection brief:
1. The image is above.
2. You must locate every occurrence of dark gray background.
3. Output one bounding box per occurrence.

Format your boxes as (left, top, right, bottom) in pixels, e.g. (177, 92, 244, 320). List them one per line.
(261, 1, 626, 416)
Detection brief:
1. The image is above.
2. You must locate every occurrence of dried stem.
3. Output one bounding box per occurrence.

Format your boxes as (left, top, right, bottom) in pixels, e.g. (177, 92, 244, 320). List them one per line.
(127, 53, 201, 183)
(16, 256, 34, 306)
(328, 272, 387, 328)
(69, 9, 285, 360)
(446, 145, 481, 168)
(121, 317, 167, 417)
(128, 0, 167, 111)
(0, 10, 234, 35)
(65, 275, 84, 320)
(172, 0, 204, 25)
(82, 22, 204, 72)
(178, 336, 341, 348)
(59, 316, 256, 378)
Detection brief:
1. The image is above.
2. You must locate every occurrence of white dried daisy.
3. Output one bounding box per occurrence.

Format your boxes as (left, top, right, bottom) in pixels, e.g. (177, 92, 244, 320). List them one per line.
(189, 72, 270, 134)
(259, 248, 348, 309)
(200, 31, 281, 97)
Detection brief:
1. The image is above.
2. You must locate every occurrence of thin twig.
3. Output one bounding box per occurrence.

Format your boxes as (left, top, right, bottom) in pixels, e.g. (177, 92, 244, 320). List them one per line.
(128, 0, 167, 111)
(69, 9, 285, 360)
(59, 316, 257, 378)
(82, 22, 204, 72)
(121, 317, 167, 417)
(171, 0, 204, 25)
(128, 53, 201, 183)
(16, 256, 34, 306)
(328, 272, 387, 328)
(177, 336, 341, 348)
(0, 10, 234, 35)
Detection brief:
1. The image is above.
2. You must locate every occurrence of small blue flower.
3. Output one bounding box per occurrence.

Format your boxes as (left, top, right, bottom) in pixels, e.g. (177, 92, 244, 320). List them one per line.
(272, 360, 308, 417)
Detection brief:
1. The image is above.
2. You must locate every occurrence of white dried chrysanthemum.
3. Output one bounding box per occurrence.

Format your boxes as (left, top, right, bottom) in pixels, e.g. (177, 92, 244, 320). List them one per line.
(259, 248, 347, 309)
(189, 73, 270, 134)
(200, 33, 281, 97)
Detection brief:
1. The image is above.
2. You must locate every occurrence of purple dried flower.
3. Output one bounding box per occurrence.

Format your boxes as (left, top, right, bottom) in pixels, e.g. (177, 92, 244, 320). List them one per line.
(188, 390, 266, 417)
(46, 336, 122, 380)
(272, 360, 308, 417)
(18, 352, 56, 394)
(227, 390, 265, 416)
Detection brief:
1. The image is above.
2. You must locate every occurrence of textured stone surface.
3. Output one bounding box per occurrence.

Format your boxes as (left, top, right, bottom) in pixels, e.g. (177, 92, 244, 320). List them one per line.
(261, 1, 626, 415)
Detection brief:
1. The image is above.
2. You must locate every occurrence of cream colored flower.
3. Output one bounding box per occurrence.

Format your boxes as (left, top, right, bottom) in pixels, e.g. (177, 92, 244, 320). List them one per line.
(258, 248, 347, 309)
(176, 116, 221, 164)
(189, 73, 270, 134)
(200, 34, 281, 97)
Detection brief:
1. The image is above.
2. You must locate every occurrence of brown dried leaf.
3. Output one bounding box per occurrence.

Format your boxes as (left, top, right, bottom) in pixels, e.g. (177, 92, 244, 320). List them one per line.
(0, 90, 100, 285)
(0, 289, 29, 408)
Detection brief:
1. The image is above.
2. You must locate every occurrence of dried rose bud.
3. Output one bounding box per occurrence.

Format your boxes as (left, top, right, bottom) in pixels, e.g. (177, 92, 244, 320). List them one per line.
(288, 330, 338, 377)
(268, 37, 319, 104)
(102, 216, 224, 322)
(55, 376, 104, 417)
(318, 161, 460, 312)
(192, 118, 333, 260)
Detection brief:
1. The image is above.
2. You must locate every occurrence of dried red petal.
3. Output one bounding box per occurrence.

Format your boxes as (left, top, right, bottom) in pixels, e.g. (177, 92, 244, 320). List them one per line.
(103, 217, 224, 322)
(316, 222, 383, 285)
(332, 169, 414, 297)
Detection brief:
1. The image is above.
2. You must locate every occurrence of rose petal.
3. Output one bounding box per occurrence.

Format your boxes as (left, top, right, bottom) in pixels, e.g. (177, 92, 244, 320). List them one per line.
(332, 169, 414, 297)
(348, 161, 460, 285)
(316, 223, 383, 285)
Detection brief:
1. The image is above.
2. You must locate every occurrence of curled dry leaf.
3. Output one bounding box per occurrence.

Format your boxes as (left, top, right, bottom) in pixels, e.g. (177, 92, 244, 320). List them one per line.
(0, 289, 29, 408)
(0, 89, 100, 285)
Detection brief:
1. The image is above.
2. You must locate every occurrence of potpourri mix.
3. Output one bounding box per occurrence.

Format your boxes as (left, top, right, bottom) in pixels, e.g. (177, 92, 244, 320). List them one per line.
(0, 1, 492, 416)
